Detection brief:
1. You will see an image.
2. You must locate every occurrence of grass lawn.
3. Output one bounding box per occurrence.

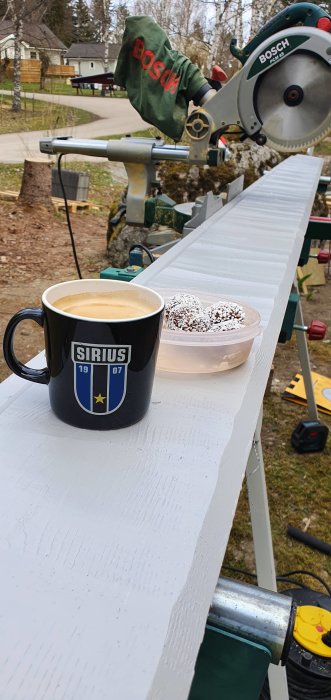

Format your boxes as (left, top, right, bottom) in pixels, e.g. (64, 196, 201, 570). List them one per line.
(223, 395, 331, 591)
(97, 128, 159, 140)
(0, 93, 98, 134)
(0, 78, 127, 98)
(315, 138, 331, 156)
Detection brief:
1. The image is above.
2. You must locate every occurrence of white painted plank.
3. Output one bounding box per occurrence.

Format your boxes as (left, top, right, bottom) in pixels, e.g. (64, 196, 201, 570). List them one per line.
(0, 155, 322, 700)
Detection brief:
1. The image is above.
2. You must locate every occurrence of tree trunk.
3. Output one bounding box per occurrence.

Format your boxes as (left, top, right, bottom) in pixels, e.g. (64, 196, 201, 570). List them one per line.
(103, 36, 110, 72)
(12, 28, 22, 112)
(102, 0, 111, 72)
(7, 0, 25, 113)
(207, 0, 232, 71)
(18, 159, 53, 208)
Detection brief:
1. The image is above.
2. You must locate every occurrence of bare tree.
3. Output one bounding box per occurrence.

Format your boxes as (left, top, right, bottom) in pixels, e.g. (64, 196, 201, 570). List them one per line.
(111, 3, 129, 43)
(205, 0, 253, 73)
(130, 0, 209, 70)
(5, 0, 49, 111)
(130, 0, 174, 37)
(208, 0, 231, 70)
(171, 0, 205, 53)
(250, 0, 285, 35)
(39, 49, 50, 89)
(7, 0, 25, 111)
(233, 0, 245, 46)
(91, 0, 112, 71)
(180, 19, 210, 72)
(205, 0, 289, 75)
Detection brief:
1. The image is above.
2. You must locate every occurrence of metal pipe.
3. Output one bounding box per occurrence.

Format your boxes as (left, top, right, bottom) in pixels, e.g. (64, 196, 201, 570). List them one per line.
(40, 137, 190, 163)
(40, 137, 110, 157)
(208, 577, 296, 666)
(151, 146, 189, 161)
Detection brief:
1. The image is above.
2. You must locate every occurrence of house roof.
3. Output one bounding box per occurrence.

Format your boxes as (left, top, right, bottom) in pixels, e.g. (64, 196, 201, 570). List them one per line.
(0, 21, 67, 50)
(65, 43, 121, 60)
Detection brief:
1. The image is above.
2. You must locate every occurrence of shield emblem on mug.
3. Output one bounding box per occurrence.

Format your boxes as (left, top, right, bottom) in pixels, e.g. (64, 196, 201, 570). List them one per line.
(71, 342, 131, 415)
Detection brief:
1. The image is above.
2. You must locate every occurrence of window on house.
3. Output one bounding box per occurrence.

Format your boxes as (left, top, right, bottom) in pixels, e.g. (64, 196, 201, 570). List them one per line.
(90, 62, 94, 68)
(30, 51, 37, 59)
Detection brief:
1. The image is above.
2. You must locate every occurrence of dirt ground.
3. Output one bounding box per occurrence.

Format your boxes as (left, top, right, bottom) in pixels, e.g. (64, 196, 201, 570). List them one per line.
(0, 202, 110, 380)
(1, 198, 330, 387)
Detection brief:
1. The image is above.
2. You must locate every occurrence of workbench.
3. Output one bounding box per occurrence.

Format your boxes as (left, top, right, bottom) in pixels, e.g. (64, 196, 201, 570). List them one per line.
(0, 155, 322, 700)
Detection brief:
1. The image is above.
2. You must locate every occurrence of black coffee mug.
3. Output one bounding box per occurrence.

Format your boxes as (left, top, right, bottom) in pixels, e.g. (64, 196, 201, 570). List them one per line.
(3, 279, 164, 430)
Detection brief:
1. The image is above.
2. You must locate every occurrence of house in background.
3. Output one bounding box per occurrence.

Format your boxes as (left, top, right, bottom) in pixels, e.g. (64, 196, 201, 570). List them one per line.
(0, 21, 67, 64)
(65, 43, 121, 77)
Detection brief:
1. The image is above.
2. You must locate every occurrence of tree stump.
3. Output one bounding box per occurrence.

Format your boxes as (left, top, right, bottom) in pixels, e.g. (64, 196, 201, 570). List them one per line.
(18, 158, 52, 208)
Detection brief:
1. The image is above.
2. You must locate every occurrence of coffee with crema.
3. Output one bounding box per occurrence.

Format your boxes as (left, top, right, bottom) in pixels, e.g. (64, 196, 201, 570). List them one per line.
(53, 291, 156, 320)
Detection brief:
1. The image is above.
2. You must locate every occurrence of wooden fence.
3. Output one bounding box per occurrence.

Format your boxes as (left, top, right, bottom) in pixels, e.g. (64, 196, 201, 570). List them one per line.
(5, 60, 75, 83)
(6, 59, 40, 83)
(47, 65, 75, 77)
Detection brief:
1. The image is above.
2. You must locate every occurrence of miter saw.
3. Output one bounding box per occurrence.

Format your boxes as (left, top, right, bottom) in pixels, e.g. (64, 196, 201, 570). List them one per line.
(40, 2, 331, 225)
(193, 0, 331, 155)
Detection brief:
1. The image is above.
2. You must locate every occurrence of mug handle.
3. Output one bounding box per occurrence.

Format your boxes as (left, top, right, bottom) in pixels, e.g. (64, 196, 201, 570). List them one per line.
(3, 308, 50, 384)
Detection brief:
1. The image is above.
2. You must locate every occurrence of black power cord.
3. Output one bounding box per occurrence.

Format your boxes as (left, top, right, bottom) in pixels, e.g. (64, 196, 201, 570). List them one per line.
(57, 154, 82, 279)
(287, 526, 331, 556)
(279, 569, 331, 597)
(221, 564, 331, 597)
(56, 160, 156, 279)
(129, 243, 156, 264)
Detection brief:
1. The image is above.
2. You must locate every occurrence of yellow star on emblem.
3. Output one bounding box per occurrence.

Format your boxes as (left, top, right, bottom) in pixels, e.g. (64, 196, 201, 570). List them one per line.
(94, 393, 106, 404)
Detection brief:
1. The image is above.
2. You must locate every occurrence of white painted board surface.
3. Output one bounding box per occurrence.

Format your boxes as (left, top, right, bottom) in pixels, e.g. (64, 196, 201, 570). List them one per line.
(0, 156, 322, 700)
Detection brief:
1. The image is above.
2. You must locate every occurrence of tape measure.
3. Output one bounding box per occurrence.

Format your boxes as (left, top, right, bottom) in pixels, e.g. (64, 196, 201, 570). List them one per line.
(291, 420, 329, 453)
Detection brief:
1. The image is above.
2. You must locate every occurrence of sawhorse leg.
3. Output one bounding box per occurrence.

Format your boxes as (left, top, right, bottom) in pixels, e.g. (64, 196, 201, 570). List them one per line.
(246, 408, 289, 700)
(294, 294, 319, 421)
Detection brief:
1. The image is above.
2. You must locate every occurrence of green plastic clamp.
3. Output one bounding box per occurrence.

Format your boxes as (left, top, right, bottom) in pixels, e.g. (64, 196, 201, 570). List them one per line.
(144, 193, 192, 233)
(144, 194, 177, 228)
(100, 265, 143, 281)
(317, 177, 331, 194)
(188, 625, 271, 700)
(230, 2, 331, 64)
(299, 217, 331, 266)
(279, 291, 300, 343)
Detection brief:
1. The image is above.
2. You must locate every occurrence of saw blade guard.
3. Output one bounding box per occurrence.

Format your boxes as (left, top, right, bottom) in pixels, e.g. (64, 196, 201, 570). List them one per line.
(237, 26, 331, 151)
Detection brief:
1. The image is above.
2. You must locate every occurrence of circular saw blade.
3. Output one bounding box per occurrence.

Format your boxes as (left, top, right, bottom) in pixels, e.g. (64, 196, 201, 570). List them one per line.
(255, 52, 331, 152)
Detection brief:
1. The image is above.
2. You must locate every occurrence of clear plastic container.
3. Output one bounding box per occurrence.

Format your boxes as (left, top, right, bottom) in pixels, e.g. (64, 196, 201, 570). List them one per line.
(155, 289, 261, 374)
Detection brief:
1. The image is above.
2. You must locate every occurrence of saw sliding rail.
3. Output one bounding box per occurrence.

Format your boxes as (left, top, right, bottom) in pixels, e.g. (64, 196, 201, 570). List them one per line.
(40, 137, 190, 162)
(40, 136, 191, 224)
